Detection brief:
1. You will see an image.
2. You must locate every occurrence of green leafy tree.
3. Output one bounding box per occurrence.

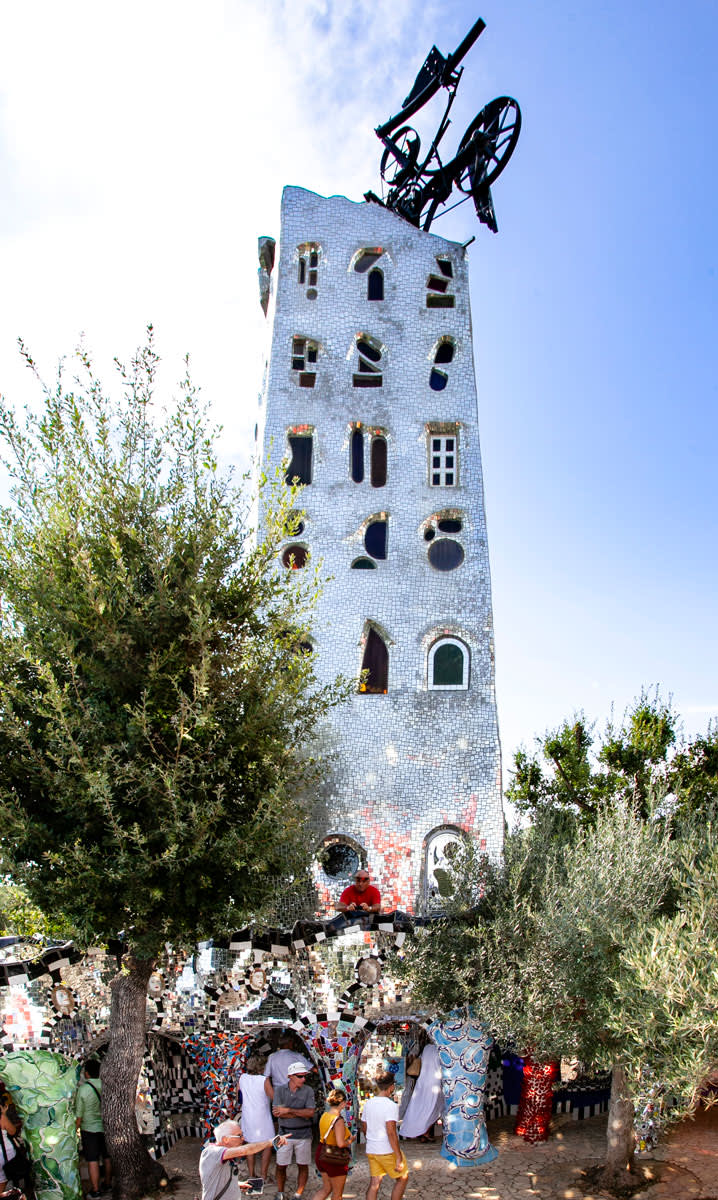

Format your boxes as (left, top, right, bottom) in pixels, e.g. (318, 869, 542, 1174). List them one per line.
(0, 878, 75, 942)
(398, 803, 679, 1190)
(507, 693, 677, 822)
(0, 332, 347, 1199)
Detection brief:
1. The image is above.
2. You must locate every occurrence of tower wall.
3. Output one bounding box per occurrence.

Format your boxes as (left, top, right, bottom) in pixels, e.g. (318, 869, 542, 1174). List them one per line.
(258, 186, 502, 913)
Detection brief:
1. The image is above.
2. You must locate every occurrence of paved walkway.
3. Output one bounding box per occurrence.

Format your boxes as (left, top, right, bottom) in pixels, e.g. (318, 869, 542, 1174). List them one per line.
(163, 1107, 718, 1199)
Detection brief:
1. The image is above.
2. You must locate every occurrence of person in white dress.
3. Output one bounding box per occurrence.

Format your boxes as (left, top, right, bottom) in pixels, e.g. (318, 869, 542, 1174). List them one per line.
(398, 1044, 444, 1140)
(238, 1057, 276, 1183)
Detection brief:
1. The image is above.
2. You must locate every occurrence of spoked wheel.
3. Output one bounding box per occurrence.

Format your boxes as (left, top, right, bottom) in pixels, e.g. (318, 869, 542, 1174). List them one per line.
(455, 97, 521, 191)
(380, 126, 421, 187)
(388, 181, 425, 227)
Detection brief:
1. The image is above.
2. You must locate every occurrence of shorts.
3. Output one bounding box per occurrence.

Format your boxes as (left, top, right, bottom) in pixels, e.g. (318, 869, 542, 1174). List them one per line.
(80, 1130, 107, 1163)
(276, 1137, 312, 1166)
(367, 1152, 408, 1180)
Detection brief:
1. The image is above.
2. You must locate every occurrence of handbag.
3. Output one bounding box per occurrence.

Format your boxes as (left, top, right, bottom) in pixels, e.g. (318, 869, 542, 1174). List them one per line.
(317, 1115, 351, 1167)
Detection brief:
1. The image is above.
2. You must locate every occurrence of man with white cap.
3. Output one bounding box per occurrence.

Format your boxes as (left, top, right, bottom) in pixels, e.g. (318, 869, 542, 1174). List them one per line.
(199, 1118, 288, 1200)
(271, 1062, 316, 1200)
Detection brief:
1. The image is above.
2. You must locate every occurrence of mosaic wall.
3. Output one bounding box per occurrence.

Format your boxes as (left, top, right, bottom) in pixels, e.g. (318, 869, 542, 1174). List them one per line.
(257, 186, 504, 915)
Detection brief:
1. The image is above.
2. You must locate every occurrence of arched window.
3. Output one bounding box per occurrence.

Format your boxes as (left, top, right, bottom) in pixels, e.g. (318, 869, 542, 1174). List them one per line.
(285, 434, 313, 485)
(360, 628, 388, 694)
(370, 435, 387, 487)
(351, 428, 364, 483)
(281, 544, 309, 570)
(424, 827, 465, 905)
(351, 557, 377, 570)
(428, 637, 469, 690)
(430, 339, 455, 391)
(367, 269, 384, 301)
(353, 336, 383, 388)
(298, 243, 321, 298)
(364, 519, 387, 560)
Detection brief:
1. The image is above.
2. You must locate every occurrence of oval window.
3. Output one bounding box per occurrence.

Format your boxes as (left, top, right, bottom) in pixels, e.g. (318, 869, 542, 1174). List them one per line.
(428, 539, 464, 571)
(364, 520, 388, 560)
(323, 841, 360, 878)
(282, 544, 308, 569)
(437, 518, 462, 533)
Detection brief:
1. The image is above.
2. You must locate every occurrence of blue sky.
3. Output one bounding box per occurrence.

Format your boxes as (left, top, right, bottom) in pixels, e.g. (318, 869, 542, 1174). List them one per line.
(0, 0, 716, 777)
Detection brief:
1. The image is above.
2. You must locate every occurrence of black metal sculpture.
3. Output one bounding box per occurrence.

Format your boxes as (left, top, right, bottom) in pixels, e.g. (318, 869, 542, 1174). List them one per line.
(365, 18, 520, 233)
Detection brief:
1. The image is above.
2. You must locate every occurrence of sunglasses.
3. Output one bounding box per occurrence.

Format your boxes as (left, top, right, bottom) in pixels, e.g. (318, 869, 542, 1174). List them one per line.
(292, 1073, 307, 1078)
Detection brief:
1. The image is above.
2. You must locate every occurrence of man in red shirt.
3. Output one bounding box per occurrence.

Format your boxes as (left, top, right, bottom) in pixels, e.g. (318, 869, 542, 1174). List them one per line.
(338, 870, 381, 913)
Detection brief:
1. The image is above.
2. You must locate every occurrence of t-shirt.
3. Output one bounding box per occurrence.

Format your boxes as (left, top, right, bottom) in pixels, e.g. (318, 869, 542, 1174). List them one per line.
(0, 1130, 17, 1185)
(199, 1143, 233, 1200)
(263, 1049, 311, 1089)
(75, 1078, 104, 1133)
(362, 1095, 399, 1156)
(274, 1083, 315, 1138)
(339, 884, 381, 910)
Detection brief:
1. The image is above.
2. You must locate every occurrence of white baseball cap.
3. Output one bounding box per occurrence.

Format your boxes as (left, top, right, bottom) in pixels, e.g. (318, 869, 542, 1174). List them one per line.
(287, 1061, 309, 1076)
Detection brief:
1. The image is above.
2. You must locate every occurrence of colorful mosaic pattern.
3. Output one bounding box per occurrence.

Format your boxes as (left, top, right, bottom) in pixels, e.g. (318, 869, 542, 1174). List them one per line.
(429, 1010, 497, 1166)
(1, 1050, 81, 1200)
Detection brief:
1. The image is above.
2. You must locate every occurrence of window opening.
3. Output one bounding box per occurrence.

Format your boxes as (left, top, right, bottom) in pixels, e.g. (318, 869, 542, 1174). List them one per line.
(284, 512, 305, 537)
(354, 250, 383, 273)
(351, 429, 365, 483)
(370, 435, 387, 487)
(281, 545, 309, 570)
(292, 337, 318, 388)
(364, 519, 387, 560)
(430, 368, 447, 391)
(424, 527, 436, 542)
(428, 538, 464, 571)
(322, 841, 361, 878)
(367, 269, 384, 301)
(285, 435, 313, 485)
(428, 638, 469, 690)
(438, 517, 462, 533)
(435, 342, 454, 364)
(429, 433, 457, 487)
(360, 628, 388, 694)
(351, 557, 377, 570)
(353, 337, 383, 388)
(427, 258, 455, 308)
(298, 244, 321, 299)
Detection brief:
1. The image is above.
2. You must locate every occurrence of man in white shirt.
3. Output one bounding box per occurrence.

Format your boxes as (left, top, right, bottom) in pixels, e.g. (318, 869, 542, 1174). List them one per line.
(360, 1074, 409, 1200)
(263, 1034, 312, 1102)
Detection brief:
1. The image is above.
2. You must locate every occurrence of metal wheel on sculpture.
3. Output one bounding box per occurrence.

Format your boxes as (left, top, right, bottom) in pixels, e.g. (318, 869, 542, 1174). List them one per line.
(380, 126, 421, 187)
(455, 97, 521, 191)
(389, 181, 427, 227)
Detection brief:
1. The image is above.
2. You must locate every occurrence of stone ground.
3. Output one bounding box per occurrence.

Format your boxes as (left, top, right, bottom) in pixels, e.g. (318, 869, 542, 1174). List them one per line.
(161, 1106, 718, 1200)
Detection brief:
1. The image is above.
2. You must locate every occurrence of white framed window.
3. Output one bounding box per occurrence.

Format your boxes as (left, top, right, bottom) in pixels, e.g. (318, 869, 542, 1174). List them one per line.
(428, 637, 469, 690)
(428, 432, 458, 486)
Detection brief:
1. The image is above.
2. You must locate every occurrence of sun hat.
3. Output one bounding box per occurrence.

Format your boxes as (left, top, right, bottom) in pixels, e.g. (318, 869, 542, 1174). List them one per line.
(287, 1061, 309, 1076)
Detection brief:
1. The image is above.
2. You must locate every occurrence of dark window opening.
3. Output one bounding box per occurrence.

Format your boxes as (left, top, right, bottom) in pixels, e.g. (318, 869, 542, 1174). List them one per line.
(309, 270, 317, 286)
(284, 512, 305, 537)
(282, 544, 309, 569)
(358, 340, 381, 362)
(353, 375, 383, 387)
(427, 295, 455, 309)
(285, 436, 312, 485)
(307, 288, 317, 300)
(428, 538, 464, 571)
(364, 520, 387, 560)
(309, 251, 318, 269)
(351, 429, 365, 483)
(370, 436, 387, 487)
(427, 276, 449, 294)
(297, 640, 313, 655)
(307, 345, 317, 363)
(424, 527, 436, 541)
(368, 269, 384, 301)
(430, 369, 448, 391)
(435, 342, 454, 364)
(323, 841, 360, 878)
(437, 259, 453, 278)
(357, 358, 379, 373)
(298, 260, 306, 284)
(355, 251, 382, 273)
(433, 643, 465, 686)
(360, 628, 388, 694)
(299, 372, 316, 388)
(351, 557, 377, 570)
(438, 517, 462, 533)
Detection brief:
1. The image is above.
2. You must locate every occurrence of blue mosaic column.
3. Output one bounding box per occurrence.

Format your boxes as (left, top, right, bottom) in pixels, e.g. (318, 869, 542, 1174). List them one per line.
(429, 1010, 497, 1166)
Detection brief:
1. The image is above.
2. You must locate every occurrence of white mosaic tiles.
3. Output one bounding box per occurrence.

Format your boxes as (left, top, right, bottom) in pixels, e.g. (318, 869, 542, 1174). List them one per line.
(257, 186, 503, 914)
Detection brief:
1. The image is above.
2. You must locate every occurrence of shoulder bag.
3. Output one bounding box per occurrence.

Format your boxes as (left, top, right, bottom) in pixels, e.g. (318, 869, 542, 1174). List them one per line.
(317, 1115, 351, 1169)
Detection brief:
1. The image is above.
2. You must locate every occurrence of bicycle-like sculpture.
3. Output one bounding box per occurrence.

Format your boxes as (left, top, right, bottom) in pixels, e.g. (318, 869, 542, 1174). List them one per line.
(365, 17, 521, 233)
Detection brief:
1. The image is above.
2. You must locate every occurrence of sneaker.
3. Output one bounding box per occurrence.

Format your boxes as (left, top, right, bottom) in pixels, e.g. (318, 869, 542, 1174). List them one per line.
(274, 1193, 284, 1200)
(88, 1192, 102, 1199)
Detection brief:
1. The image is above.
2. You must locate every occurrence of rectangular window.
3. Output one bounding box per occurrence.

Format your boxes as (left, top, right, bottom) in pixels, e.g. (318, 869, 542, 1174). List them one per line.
(428, 433, 458, 486)
(286, 435, 313, 485)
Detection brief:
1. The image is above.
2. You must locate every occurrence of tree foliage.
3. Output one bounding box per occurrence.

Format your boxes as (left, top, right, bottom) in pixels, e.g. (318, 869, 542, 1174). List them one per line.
(0, 330, 347, 954)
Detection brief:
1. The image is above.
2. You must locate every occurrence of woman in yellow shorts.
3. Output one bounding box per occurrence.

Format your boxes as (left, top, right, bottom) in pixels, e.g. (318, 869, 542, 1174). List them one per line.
(360, 1074, 409, 1200)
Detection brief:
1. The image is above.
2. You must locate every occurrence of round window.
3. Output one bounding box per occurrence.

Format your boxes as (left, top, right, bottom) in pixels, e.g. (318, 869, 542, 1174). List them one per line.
(322, 842, 360, 878)
(282, 544, 308, 569)
(428, 538, 464, 571)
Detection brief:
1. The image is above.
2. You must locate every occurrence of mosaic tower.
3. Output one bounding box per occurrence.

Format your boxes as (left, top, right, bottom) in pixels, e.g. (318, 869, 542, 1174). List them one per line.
(257, 186, 502, 913)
